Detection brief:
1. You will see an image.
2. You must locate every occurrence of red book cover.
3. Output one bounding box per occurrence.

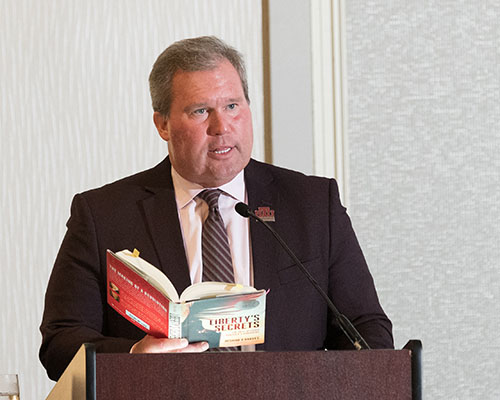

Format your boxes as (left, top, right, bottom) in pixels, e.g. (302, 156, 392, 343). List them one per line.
(106, 251, 174, 337)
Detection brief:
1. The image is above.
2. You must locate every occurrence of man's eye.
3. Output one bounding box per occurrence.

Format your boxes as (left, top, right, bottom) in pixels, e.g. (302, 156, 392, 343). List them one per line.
(193, 108, 207, 115)
(227, 103, 237, 110)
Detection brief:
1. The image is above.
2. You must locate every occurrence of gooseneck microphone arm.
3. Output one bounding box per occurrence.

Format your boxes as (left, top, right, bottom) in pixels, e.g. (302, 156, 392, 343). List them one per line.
(235, 202, 370, 351)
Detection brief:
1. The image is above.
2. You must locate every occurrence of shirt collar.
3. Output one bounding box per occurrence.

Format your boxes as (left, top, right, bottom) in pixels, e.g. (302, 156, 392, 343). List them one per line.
(171, 167, 246, 210)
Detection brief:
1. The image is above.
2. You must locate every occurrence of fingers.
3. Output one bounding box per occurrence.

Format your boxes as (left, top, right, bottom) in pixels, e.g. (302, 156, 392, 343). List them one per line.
(132, 337, 188, 353)
(170, 341, 210, 353)
(130, 335, 209, 354)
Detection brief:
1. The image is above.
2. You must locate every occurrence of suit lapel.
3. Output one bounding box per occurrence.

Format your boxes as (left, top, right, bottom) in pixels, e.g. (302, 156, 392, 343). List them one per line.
(244, 160, 282, 292)
(245, 160, 285, 351)
(140, 158, 192, 294)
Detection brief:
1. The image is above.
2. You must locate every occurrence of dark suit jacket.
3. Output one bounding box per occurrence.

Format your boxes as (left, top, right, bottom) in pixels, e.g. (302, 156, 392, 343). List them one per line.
(40, 157, 393, 380)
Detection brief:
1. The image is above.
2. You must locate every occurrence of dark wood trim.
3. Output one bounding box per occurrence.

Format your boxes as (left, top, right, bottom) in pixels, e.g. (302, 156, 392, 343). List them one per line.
(404, 339, 423, 400)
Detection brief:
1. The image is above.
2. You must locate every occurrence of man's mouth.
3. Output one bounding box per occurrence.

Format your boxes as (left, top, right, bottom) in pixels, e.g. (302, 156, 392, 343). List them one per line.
(211, 147, 232, 154)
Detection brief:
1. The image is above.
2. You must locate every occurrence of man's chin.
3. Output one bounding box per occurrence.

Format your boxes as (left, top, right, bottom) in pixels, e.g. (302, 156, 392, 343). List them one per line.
(201, 164, 245, 188)
(174, 156, 249, 187)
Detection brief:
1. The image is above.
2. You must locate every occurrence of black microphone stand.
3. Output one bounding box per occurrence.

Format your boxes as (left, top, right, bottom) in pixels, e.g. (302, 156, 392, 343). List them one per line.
(235, 202, 370, 351)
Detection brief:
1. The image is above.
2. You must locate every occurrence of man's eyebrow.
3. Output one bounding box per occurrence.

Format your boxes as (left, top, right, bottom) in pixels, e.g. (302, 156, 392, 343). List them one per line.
(226, 97, 244, 103)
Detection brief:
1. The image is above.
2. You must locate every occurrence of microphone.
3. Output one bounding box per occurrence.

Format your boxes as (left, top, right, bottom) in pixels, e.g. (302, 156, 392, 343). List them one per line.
(235, 202, 370, 351)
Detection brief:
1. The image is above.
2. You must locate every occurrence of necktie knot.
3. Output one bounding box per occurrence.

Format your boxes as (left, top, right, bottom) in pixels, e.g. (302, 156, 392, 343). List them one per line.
(198, 189, 222, 211)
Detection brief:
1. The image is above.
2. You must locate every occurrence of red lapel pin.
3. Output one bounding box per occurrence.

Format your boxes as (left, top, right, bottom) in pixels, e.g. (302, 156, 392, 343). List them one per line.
(254, 206, 275, 222)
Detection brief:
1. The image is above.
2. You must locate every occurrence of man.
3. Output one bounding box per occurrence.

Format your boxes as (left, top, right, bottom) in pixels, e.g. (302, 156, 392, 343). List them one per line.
(40, 36, 393, 381)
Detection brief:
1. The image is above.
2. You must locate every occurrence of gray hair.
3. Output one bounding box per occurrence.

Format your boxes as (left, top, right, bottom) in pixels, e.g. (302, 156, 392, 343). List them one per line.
(149, 36, 250, 116)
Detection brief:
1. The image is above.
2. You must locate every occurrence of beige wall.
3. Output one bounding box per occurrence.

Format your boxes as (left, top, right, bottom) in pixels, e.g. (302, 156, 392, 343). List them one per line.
(346, 1, 500, 399)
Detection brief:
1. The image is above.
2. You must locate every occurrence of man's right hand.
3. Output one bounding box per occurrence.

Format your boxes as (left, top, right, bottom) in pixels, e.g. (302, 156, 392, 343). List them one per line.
(130, 335, 209, 354)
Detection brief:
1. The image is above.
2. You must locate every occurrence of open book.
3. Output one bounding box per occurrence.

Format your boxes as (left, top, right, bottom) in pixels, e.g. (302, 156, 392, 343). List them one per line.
(106, 249, 267, 348)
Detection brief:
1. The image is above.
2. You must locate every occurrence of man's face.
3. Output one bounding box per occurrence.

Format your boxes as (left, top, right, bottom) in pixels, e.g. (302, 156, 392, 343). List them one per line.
(154, 59, 253, 188)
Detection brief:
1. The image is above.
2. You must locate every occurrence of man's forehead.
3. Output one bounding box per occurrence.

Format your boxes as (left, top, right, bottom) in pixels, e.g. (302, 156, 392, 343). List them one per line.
(170, 61, 245, 102)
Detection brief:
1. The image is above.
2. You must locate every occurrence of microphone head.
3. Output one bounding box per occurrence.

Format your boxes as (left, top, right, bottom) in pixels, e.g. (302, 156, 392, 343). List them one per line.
(235, 202, 250, 217)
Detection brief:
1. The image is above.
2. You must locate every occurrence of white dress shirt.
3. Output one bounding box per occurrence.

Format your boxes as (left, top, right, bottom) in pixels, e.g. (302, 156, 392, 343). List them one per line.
(171, 167, 253, 287)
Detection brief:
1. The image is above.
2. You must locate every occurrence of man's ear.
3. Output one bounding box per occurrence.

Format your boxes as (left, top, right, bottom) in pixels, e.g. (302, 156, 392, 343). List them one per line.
(153, 112, 170, 141)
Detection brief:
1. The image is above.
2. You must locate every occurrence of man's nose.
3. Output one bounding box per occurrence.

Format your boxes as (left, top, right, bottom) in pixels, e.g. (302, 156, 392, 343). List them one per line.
(207, 111, 230, 136)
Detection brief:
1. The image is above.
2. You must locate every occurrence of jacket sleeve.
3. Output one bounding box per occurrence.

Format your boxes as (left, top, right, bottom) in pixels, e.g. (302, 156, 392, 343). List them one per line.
(325, 179, 394, 350)
(39, 194, 136, 381)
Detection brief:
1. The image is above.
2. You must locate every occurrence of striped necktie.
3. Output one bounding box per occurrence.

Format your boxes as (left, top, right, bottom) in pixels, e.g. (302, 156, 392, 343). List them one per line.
(198, 189, 235, 283)
(198, 190, 240, 351)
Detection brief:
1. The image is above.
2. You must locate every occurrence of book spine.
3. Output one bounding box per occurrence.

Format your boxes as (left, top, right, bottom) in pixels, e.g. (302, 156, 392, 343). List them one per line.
(168, 302, 182, 339)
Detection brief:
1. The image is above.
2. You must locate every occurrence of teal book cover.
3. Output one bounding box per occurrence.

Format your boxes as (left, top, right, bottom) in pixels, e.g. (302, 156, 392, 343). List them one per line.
(181, 291, 267, 348)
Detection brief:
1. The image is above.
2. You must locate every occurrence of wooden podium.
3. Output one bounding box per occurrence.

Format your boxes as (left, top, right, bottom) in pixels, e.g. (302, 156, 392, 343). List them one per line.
(46, 341, 422, 400)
